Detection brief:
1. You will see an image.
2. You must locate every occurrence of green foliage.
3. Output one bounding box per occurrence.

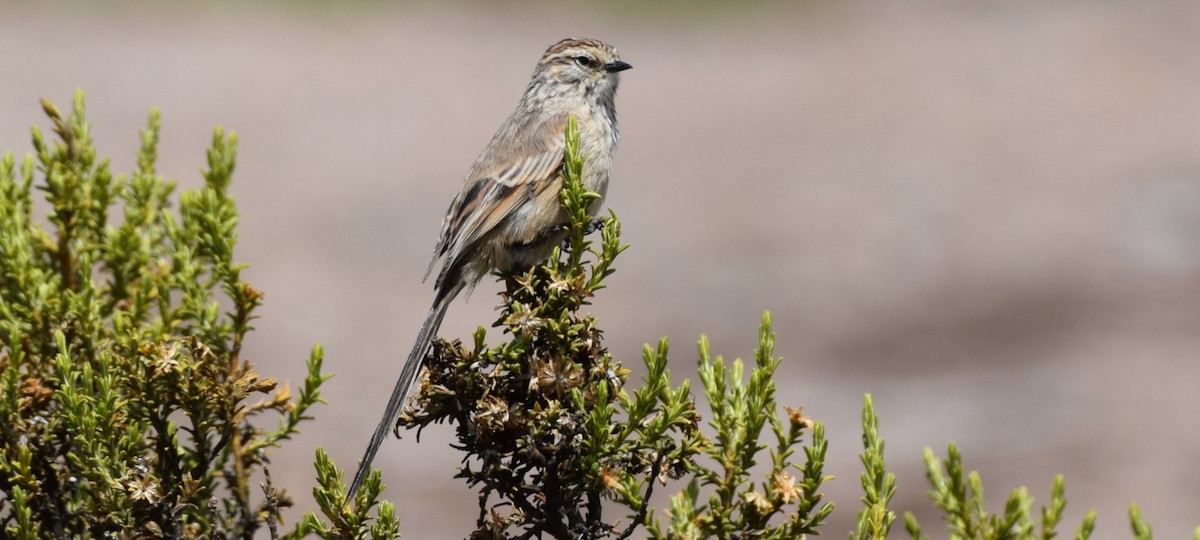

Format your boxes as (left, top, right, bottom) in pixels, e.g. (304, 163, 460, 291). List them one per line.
(0, 90, 332, 538)
(644, 314, 833, 539)
(1128, 503, 1151, 540)
(903, 444, 1095, 540)
(8, 92, 1189, 540)
(854, 394, 1197, 540)
(854, 394, 897, 540)
(286, 448, 399, 540)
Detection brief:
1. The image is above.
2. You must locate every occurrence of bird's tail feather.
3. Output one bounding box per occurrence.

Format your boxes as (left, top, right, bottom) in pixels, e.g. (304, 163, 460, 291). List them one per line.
(348, 293, 452, 500)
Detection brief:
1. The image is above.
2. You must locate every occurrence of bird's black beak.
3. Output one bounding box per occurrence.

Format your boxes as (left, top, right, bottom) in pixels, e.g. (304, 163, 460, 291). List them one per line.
(604, 60, 633, 73)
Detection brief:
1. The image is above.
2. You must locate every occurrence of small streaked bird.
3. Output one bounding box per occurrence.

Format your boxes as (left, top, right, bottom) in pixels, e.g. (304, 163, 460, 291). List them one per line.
(349, 37, 631, 499)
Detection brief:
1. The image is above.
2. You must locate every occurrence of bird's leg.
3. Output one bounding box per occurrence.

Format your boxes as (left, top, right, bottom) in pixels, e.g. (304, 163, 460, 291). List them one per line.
(584, 217, 605, 236)
(551, 217, 605, 237)
(554, 218, 606, 252)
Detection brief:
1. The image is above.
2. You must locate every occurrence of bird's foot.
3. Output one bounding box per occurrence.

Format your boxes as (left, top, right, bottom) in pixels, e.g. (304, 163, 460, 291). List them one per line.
(555, 218, 605, 252)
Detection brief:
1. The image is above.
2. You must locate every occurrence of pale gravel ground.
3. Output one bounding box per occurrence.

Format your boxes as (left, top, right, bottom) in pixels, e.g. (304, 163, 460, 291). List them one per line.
(2, 1, 1199, 537)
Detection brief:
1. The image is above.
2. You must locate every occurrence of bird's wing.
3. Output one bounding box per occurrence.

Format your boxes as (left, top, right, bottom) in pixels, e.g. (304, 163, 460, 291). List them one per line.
(427, 113, 568, 282)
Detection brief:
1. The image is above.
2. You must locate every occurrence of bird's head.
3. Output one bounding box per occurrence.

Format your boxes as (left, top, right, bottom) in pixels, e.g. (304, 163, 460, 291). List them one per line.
(533, 38, 631, 101)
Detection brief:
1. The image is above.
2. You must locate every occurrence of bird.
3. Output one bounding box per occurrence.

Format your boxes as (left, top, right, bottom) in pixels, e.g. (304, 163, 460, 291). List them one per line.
(348, 37, 631, 500)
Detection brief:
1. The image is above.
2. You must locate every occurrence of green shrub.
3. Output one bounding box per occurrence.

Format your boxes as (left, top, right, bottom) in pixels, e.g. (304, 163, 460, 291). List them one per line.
(3, 92, 1192, 540)
(0, 90, 336, 538)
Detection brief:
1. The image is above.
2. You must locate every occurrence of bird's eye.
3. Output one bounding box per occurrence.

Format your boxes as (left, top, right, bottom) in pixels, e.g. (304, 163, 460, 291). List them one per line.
(574, 56, 596, 68)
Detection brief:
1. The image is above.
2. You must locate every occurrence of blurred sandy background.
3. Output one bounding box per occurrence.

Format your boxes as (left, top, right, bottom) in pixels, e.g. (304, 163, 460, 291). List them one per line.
(2, 1, 1198, 536)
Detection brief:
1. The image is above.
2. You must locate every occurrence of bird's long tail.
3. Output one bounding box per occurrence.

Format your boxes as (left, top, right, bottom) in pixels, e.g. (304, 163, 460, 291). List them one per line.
(348, 292, 452, 500)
